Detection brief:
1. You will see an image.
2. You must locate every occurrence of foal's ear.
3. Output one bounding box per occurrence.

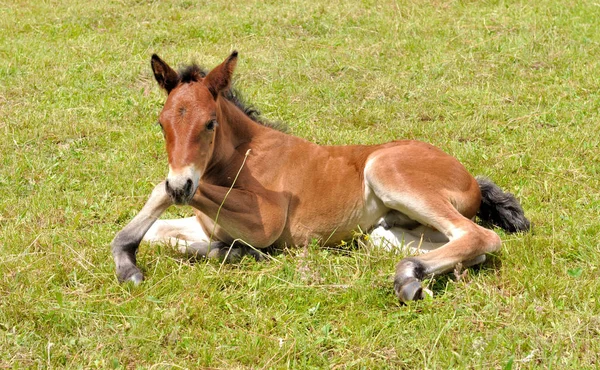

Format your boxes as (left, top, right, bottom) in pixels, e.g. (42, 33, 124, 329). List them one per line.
(151, 54, 179, 93)
(204, 51, 238, 99)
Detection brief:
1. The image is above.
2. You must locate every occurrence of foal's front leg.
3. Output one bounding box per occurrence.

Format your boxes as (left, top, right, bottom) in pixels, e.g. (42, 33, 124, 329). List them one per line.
(111, 181, 172, 284)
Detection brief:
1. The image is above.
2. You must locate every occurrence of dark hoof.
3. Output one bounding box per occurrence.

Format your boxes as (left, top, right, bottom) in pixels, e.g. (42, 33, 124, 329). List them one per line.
(204, 243, 266, 262)
(128, 272, 144, 285)
(117, 265, 144, 285)
(379, 220, 392, 230)
(207, 246, 239, 261)
(394, 277, 424, 302)
(248, 248, 267, 262)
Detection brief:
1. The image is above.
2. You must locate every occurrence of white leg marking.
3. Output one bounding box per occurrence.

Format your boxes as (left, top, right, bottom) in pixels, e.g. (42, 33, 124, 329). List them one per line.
(143, 216, 209, 244)
(369, 226, 447, 254)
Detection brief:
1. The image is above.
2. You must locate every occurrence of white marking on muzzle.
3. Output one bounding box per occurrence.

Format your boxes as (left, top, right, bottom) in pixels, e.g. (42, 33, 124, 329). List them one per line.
(166, 165, 200, 204)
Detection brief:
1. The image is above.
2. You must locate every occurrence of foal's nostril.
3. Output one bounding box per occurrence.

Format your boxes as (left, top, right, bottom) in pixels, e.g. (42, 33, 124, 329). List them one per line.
(185, 178, 193, 193)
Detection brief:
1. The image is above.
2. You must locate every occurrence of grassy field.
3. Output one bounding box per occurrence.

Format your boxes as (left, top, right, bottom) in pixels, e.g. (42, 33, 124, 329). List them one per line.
(1, 0, 599, 368)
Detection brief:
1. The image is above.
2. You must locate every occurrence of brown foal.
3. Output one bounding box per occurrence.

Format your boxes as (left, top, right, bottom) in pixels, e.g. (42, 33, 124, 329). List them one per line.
(112, 51, 530, 302)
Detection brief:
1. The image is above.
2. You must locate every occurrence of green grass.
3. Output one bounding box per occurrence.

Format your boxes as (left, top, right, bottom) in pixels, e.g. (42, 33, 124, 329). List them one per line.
(1, 0, 599, 368)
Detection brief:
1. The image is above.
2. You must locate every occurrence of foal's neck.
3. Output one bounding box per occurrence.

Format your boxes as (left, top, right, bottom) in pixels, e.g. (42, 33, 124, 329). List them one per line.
(216, 96, 262, 145)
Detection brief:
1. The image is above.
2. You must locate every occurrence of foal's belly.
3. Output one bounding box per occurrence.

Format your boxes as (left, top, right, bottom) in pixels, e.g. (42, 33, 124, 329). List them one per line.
(282, 178, 388, 246)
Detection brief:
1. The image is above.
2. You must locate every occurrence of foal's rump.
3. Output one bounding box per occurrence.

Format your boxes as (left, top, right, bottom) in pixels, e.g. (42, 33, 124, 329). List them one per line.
(363, 140, 482, 223)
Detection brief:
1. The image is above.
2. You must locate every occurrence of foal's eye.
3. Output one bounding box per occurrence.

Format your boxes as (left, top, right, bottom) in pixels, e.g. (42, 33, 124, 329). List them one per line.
(206, 119, 217, 131)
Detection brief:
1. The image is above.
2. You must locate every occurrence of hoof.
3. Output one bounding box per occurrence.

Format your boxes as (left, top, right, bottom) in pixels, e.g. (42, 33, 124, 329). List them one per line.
(128, 272, 144, 285)
(394, 257, 427, 302)
(379, 219, 392, 230)
(395, 277, 424, 302)
(117, 265, 144, 285)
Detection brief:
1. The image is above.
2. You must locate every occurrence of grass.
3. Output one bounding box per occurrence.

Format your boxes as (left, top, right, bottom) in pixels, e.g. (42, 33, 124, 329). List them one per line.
(1, 0, 599, 368)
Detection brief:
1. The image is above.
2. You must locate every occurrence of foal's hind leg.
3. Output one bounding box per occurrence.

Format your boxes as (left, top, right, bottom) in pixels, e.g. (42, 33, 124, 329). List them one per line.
(391, 208, 499, 302)
(366, 167, 500, 302)
(369, 225, 447, 254)
(112, 182, 172, 284)
(392, 215, 500, 302)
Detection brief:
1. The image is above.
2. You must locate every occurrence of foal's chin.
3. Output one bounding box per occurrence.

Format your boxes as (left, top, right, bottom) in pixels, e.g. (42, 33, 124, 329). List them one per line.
(165, 183, 198, 205)
(169, 194, 194, 205)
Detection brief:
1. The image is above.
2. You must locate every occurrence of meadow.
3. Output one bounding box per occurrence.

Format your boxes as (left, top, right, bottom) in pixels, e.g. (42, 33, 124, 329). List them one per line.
(1, 0, 599, 368)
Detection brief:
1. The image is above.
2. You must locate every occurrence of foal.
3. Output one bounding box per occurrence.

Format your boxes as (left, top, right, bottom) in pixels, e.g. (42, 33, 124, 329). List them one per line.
(112, 51, 529, 302)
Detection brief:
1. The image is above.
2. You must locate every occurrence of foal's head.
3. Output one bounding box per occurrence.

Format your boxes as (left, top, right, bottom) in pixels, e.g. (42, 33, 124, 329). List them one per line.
(151, 51, 238, 204)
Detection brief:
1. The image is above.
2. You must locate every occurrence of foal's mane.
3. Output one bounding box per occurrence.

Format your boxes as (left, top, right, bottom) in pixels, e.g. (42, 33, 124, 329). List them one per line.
(178, 64, 285, 132)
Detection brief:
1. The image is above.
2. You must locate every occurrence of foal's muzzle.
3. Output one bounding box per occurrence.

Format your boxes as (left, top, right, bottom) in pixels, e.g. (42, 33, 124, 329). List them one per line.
(165, 166, 200, 204)
(165, 178, 195, 204)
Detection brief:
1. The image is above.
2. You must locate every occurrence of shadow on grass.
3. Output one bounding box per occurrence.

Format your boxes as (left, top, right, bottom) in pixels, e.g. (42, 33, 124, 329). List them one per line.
(152, 237, 505, 307)
(424, 252, 503, 300)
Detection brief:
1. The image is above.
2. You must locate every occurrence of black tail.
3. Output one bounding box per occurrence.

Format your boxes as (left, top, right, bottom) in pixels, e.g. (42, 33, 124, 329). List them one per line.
(476, 177, 531, 233)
